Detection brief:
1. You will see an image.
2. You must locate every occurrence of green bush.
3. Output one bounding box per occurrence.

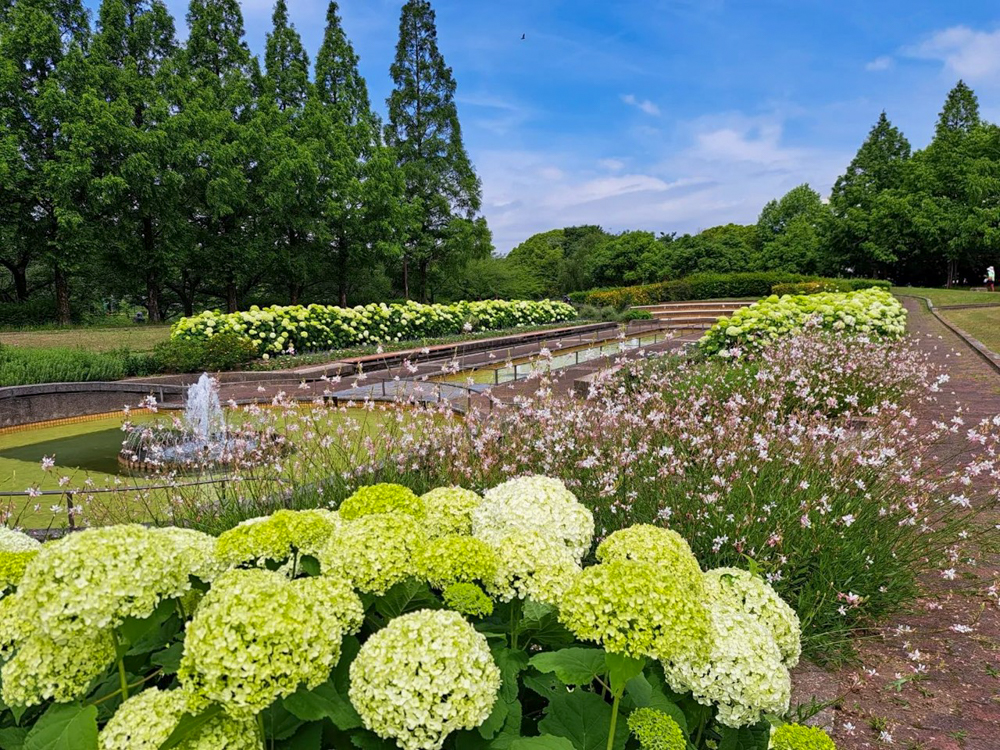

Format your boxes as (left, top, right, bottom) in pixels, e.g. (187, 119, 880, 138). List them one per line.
(0, 345, 153, 386)
(772, 279, 890, 296)
(584, 273, 891, 309)
(620, 308, 654, 321)
(152, 332, 257, 374)
(0, 298, 64, 328)
(202, 332, 258, 371)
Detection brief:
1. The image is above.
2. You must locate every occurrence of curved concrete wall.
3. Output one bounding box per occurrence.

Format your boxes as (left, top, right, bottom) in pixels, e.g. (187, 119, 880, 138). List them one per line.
(0, 382, 186, 428)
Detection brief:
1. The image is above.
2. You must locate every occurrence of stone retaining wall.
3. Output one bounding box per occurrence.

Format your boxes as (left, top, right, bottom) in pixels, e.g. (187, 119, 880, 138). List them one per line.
(0, 382, 186, 428)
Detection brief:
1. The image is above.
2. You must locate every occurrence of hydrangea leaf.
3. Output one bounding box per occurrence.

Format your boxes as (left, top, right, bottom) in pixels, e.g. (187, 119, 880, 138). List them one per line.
(283, 679, 362, 730)
(150, 642, 184, 675)
(260, 704, 305, 742)
(538, 690, 629, 750)
(477, 697, 510, 740)
(623, 676, 687, 734)
(373, 578, 440, 621)
(510, 737, 576, 750)
(717, 722, 772, 750)
(491, 647, 529, 703)
(273, 721, 322, 750)
(159, 705, 224, 750)
(0, 727, 27, 749)
(23, 702, 97, 750)
(605, 653, 645, 696)
(529, 649, 607, 686)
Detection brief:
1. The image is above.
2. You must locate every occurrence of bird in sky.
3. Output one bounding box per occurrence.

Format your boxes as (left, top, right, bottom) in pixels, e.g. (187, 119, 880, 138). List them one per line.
(521, 33, 526, 40)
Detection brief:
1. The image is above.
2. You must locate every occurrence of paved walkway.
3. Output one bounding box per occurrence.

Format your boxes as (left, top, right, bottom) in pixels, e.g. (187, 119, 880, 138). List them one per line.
(829, 298, 1000, 750)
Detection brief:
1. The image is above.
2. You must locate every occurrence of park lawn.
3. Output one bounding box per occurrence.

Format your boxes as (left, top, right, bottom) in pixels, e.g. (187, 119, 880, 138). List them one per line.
(893, 286, 1000, 307)
(939, 306, 1000, 355)
(0, 324, 171, 353)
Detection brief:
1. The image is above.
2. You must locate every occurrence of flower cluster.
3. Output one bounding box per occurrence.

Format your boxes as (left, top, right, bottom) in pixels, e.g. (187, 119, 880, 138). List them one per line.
(179, 569, 362, 716)
(472, 475, 595, 561)
(99, 687, 259, 750)
(0, 551, 37, 593)
(171, 299, 577, 356)
(628, 707, 686, 750)
(558, 558, 710, 663)
(420, 486, 482, 536)
(481, 528, 580, 605)
(349, 609, 501, 750)
(663, 567, 799, 727)
(700, 287, 906, 355)
(416, 534, 499, 590)
(340, 483, 423, 520)
(442, 582, 494, 617)
(769, 723, 837, 750)
(319, 513, 428, 594)
(596, 524, 702, 580)
(215, 508, 340, 566)
(0, 527, 41, 553)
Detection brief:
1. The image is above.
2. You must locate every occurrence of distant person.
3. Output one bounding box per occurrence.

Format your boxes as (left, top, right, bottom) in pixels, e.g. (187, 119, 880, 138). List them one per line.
(988, 266, 995, 292)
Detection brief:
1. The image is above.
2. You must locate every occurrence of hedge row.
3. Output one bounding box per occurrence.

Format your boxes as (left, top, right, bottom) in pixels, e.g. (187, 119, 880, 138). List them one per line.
(172, 299, 578, 357)
(572, 273, 891, 309)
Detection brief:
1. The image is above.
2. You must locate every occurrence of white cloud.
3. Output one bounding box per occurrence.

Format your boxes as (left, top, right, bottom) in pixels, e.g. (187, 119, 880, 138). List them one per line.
(865, 56, 894, 72)
(621, 94, 661, 116)
(904, 26, 1000, 81)
(476, 113, 850, 254)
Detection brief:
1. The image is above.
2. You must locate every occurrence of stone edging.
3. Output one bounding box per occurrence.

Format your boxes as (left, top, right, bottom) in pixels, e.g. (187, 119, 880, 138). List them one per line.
(897, 294, 1000, 375)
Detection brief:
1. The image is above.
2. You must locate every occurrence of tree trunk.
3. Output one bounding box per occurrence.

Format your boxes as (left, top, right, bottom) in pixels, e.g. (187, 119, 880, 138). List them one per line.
(402, 255, 409, 300)
(946, 258, 957, 288)
(1, 261, 29, 302)
(289, 284, 300, 305)
(53, 264, 71, 325)
(418, 259, 429, 303)
(141, 217, 162, 322)
(226, 278, 238, 313)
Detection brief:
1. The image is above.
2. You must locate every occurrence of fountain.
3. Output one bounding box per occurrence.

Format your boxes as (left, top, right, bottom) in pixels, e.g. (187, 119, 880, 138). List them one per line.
(119, 374, 281, 472)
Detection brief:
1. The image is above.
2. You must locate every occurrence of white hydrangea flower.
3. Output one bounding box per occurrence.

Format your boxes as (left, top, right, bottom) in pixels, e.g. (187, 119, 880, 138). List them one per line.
(16, 525, 203, 643)
(179, 569, 361, 716)
(350, 609, 501, 750)
(663, 567, 797, 727)
(473, 475, 594, 561)
(319, 513, 428, 595)
(99, 687, 258, 750)
(0, 527, 41, 553)
(477, 527, 580, 605)
(420, 486, 483, 537)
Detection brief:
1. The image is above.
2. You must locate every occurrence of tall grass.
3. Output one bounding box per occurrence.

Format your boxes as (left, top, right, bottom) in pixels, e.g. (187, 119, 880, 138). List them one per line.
(0, 344, 153, 386)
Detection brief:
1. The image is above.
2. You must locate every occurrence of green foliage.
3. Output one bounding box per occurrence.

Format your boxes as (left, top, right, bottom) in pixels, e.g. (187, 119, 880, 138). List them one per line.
(0, 344, 153, 386)
(584, 272, 810, 309)
(151, 332, 256, 374)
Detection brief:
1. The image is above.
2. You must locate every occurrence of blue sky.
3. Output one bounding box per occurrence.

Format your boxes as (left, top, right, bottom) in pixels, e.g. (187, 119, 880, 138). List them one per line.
(85, 0, 1000, 253)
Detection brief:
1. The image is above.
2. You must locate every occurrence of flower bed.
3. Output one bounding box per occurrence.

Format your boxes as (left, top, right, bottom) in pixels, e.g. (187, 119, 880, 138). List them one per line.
(699, 287, 906, 355)
(0, 479, 834, 750)
(171, 299, 578, 357)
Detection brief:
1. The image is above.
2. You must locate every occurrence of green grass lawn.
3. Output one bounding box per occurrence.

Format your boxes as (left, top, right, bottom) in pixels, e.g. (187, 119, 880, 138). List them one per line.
(893, 286, 1000, 307)
(0, 325, 171, 353)
(939, 306, 1000, 355)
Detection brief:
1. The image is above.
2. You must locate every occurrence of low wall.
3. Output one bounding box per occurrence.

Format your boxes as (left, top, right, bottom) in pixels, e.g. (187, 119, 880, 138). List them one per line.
(0, 382, 187, 429)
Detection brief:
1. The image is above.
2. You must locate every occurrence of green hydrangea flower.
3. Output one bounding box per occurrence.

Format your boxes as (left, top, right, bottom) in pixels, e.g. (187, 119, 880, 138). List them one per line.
(156, 527, 226, 582)
(473, 476, 594, 561)
(479, 528, 580, 605)
(442, 583, 494, 617)
(99, 687, 258, 750)
(350, 609, 501, 750)
(770, 724, 837, 750)
(416, 535, 498, 590)
(706, 567, 801, 667)
(0, 551, 37, 593)
(0, 527, 41, 553)
(663, 568, 793, 728)
(596, 525, 702, 580)
(215, 509, 341, 567)
(179, 568, 360, 716)
(15, 525, 204, 643)
(628, 707, 686, 750)
(339, 484, 423, 521)
(420, 486, 482, 537)
(319, 513, 428, 595)
(2, 630, 115, 707)
(558, 559, 709, 662)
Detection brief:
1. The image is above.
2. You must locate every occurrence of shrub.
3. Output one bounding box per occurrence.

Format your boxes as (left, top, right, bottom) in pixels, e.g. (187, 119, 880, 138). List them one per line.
(151, 332, 257, 374)
(772, 279, 890, 296)
(582, 273, 891, 309)
(699, 288, 906, 355)
(0, 345, 153, 386)
(0, 298, 65, 328)
(172, 299, 578, 357)
(620, 308, 654, 321)
(0, 491, 829, 750)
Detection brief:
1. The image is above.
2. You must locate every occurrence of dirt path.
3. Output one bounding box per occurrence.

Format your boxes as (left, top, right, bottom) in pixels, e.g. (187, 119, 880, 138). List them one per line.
(828, 298, 1000, 750)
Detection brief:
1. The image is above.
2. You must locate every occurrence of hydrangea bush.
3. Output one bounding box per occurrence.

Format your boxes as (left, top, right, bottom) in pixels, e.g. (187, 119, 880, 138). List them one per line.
(171, 299, 578, 357)
(0, 478, 835, 750)
(700, 287, 906, 355)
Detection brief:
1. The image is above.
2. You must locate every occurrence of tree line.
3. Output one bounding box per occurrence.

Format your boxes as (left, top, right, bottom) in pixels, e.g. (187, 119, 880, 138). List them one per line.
(0, 0, 488, 323)
(502, 81, 1000, 297)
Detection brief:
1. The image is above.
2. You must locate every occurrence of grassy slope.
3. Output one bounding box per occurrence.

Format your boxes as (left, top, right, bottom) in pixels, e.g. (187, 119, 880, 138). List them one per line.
(938, 306, 1000, 355)
(0, 325, 171, 353)
(893, 286, 1000, 307)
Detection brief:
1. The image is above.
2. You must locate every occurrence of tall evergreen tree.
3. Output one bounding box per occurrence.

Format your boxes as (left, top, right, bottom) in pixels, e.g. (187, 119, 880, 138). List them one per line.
(828, 112, 912, 276)
(264, 0, 309, 112)
(72, 0, 180, 321)
(169, 0, 262, 313)
(755, 184, 830, 273)
(0, 0, 90, 320)
(386, 0, 484, 301)
(313, 0, 401, 306)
